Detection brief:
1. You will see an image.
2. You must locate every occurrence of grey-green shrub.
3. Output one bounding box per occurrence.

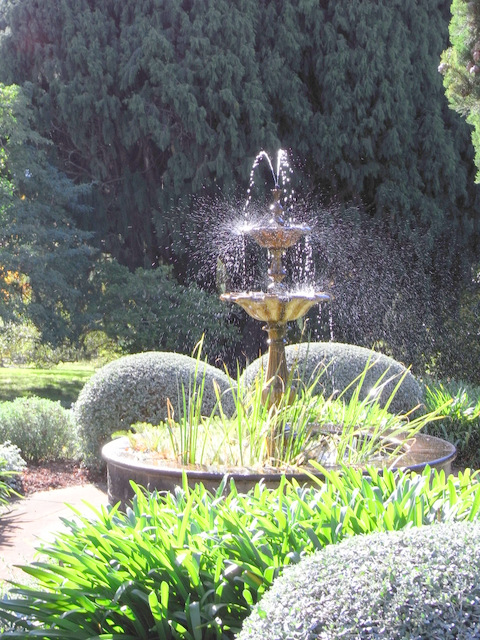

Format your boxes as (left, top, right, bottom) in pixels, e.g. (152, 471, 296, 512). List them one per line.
(0, 397, 77, 463)
(243, 342, 423, 415)
(0, 441, 26, 492)
(74, 351, 235, 469)
(239, 520, 480, 640)
(0, 441, 26, 474)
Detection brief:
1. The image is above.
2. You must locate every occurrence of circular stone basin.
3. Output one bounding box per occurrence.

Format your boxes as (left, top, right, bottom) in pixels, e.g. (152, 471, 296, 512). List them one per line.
(220, 291, 330, 323)
(102, 434, 456, 508)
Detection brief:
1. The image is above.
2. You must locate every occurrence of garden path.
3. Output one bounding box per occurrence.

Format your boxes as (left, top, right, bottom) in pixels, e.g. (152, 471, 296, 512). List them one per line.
(0, 482, 107, 586)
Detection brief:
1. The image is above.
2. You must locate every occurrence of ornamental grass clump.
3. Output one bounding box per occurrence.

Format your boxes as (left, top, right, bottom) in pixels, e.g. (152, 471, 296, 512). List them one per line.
(123, 361, 438, 472)
(424, 380, 480, 468)
(238, 520, 480, 640)
(2, 467, 480, 639)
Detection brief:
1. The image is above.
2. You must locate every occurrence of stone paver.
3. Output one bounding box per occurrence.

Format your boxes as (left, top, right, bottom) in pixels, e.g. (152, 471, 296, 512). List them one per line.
(0, 483, 107, 587)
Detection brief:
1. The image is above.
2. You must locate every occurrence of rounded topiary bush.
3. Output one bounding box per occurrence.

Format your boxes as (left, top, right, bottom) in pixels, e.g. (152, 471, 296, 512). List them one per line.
(242, 342, 423, 415)
(239, 521, 480, 640)
(0, 397, 78, 463)
(74, 351, 235, 469)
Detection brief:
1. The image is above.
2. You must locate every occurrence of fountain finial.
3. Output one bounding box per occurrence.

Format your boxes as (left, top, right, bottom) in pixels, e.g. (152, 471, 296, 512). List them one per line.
(270, 188, 285, 226)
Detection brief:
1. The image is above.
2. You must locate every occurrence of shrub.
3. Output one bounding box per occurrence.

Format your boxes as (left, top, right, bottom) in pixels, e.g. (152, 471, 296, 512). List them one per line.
(0, 441, 26, 492)
(89, 259, 240, 363)
(239, 520, 480, 640)
(2, 467, 480, 639)
(74, 350, 235, 469)
(424, 380, 480, 468)
(0, 321, 41, 366)
(0, 397, 78, 463)
(242, 342, 424, 415)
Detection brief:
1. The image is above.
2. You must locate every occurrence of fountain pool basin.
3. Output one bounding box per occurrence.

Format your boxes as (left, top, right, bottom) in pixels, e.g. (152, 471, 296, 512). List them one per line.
(103, 434, 456, 507)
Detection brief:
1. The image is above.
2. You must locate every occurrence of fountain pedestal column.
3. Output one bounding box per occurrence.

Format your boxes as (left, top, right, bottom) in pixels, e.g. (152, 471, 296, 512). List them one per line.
(262, 321, 288, 406)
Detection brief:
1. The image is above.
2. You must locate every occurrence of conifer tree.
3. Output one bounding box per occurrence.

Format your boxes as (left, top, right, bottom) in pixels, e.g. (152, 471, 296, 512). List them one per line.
(0, 0, 478, 370)
(440, 0, 480, 181)
(0, 0, 475, 267)
(0, 83, 95, 344)
(0, 0, 273, 270)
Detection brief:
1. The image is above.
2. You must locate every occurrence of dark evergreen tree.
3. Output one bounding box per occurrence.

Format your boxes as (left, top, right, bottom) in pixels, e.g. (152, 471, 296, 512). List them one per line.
(0, 83, 96, 344)
(88, 258, 239, 363)
(0, 0, 478, 371)
(0, 0, 274, 271)
(0, 0, 476, 263)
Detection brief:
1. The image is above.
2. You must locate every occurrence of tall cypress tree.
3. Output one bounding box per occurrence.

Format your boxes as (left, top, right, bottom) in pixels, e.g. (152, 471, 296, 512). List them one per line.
(0, 0, 273, 270)
(255, 0, 478, 248)
(0, 0, 476, 264)
(440, 0, 480, 183)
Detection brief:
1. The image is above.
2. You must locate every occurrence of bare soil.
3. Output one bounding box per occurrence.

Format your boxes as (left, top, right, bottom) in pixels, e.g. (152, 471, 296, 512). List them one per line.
(20, 461, 106, 495)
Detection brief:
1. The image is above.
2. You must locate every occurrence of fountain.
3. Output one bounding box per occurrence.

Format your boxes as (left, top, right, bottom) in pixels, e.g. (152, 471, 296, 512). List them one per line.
(220, 177, 330, 406)
(101, 150, 457, 506)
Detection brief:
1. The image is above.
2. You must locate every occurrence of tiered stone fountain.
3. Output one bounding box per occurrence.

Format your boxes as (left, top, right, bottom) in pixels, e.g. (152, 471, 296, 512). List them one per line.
(102, 150, 456, 506)
(221, 186, 329, 406)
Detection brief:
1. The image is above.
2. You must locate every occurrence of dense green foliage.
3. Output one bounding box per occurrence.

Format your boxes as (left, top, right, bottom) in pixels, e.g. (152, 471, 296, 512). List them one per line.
(0, 0, 475, 266)
(425, 380, 480, 467)
(0, 83, 96, 344)
(74, 350, 234, 469)
(0, 0, 478, 374)
(0, 0, 276, 270)
(89, 258, 239, 360)
(440, 0, 480, 180)
(2, 468, 480, 638)
(0, 397, 78, 462)
(239, 520, 480, 640)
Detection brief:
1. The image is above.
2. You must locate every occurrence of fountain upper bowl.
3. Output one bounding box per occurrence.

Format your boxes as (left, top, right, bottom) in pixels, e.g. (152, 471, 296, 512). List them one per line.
(241, 222, 311, 250)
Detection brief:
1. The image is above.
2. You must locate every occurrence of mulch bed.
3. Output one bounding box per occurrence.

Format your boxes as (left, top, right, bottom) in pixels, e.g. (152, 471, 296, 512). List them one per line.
(20, 461, 106, 495)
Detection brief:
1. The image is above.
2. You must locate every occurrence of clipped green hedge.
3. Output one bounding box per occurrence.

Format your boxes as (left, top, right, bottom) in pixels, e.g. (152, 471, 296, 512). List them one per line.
(243, 342, 423, 415)
(74, 351, 235, 469)
(239, 520, 480, 640)
(0, 397, 78, 463)
(2, 467, 480, 639)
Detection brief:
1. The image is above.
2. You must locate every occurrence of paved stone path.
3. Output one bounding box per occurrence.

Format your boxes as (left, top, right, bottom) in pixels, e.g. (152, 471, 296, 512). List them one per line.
(0, 483, 107, 587)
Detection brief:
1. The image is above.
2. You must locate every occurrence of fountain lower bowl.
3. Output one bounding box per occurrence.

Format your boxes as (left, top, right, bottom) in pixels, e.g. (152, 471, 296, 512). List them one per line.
(220, 291, 330, 323)
(103, 434, 456, 507)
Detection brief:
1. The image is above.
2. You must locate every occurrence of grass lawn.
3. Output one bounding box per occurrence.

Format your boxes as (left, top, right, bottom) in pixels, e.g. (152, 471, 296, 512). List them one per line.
(0, 362, 96, 407)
